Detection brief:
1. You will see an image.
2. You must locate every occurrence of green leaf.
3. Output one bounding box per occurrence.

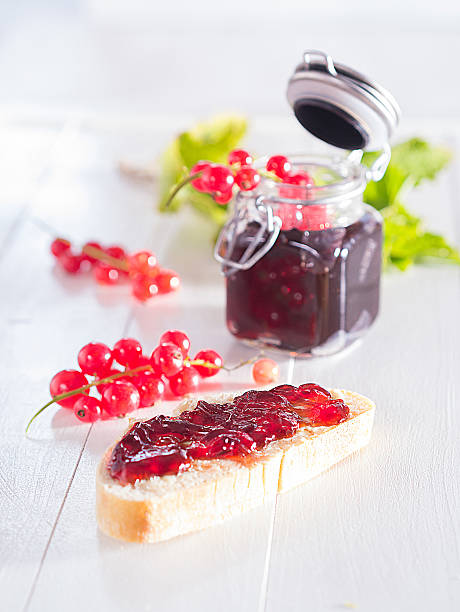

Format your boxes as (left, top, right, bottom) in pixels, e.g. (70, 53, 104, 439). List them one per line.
(390, 137, 452, 187)
(157, 114, 247, 213)
(363, 137, 452, 209)
(382, 203, 460, 269)
(363, 164, 409, 210)
(177, 115, 247, 168)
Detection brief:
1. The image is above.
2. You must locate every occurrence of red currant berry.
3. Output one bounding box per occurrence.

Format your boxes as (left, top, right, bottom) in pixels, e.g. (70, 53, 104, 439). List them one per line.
(50, 238, 71, 258)
(252, 358, 280, 385)
(131, 274, 159, 301)
(169, 366, 200, 396)
(127, 251, 158, 277)
(266, 155, 291, 179)
(81, 241, 102, 264)
(112, 338, 143, 368)
(234, 166, 261, 191)
(213, 189, 233, 205)
(73, 396, 102, 422)
(101, 381, 140, 417)
(133, 354, 151, 367)
(151, 343, 184, 378)
(285, 171, 313, 186)
(201, 164, 234, 194)
(95, 369, 124, 395)
(131, 371, 165, 407)
(193, 349, 223, 378)
(49, 369, 89, 409)
(105, 245, 126, 261)
(77, 342, 113, 376)
(190, 161, 212, 192)
(93, 264, 120, 285)
(156, 270, 180, 294)
(58, 251, 83, 274)
(159, 330, 191, 358)
(228, 149, 253, 167)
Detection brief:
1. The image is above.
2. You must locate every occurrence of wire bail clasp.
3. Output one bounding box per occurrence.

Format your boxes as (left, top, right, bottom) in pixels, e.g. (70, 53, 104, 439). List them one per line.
(214, 196, 282, 274)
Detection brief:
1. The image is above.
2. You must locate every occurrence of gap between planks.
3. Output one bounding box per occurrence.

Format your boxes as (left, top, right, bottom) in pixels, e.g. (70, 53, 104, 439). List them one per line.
(257, 355, 295, 612)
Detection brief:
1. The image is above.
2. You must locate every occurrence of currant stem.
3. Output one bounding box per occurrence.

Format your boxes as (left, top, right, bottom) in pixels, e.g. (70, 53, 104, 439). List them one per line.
(81, 245, 129, 271)
(163, 171, 203, 209)
(25, 365, 154, 434)
(186, 352, 264, 372)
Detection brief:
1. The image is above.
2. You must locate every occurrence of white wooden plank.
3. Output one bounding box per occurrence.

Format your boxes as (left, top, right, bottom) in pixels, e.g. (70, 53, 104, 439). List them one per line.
(0, 121, 62, 249)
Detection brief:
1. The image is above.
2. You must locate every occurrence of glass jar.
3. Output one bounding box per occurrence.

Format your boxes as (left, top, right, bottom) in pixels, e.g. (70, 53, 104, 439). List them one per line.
(215, 154, 383, 356)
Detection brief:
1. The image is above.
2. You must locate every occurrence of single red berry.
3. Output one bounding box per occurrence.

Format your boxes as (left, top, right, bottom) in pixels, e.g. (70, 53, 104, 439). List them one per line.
(285, 171, 313, 186)
(131, 371, 165, 407)
(58, 251, 83, 274)
(131, 274, 159, 301)
(266, 155, 291, 179)
(252, 358, 280, 385)
(190, 161, 212, 192)
(81, 241, 102, 264)
(193, 349, 223, 378)
(213, 189, 233, 205)
(101, 380, 140, 417)
(151, 343, 184, 378)
(234, 166, 261, 191)
(51, 238, 71, 258)
(228, 149, 253, 167)
(132, 354, 151, 367)
(169, 366, 200, 396)
(159, 330, 191, 358)
(156, 270, 180, 294)
(73, 396, 102, 422)
(127, 251, 158, 277)
(201, 164, 234, 194)
(49, 369, 89, 409)
(78, 342, 113, 376)
(105, 245, 126, 261)
(95, 369, 124, 395)
(112, 338, 143, 368)
(93, 264, 120, 285)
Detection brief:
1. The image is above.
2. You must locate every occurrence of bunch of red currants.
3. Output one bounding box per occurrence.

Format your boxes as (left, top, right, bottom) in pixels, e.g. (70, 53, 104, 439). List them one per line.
(187, 151, 314, 206)
(47, 332, 224, 424)
(50, 239, 180, 302)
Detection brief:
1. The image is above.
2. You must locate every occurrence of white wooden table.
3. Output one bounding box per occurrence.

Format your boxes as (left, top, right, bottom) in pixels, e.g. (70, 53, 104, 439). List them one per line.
(1, 114, 459, 612)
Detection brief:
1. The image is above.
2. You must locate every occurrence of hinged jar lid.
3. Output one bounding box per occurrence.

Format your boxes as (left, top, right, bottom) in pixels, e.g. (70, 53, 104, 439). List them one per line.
(287, 50, 401, 152)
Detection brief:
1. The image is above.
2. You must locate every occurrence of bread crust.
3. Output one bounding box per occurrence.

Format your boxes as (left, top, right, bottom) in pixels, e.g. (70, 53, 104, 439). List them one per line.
(96, 389, 375, 543)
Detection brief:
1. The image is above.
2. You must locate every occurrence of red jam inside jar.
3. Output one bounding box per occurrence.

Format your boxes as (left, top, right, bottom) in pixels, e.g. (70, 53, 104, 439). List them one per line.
(217, 156, 383, 356)
(108, 383, 350, 484)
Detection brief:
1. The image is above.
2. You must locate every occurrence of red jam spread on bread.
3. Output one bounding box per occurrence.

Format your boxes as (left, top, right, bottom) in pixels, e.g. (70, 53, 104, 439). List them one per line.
(108, 384, 350, 484)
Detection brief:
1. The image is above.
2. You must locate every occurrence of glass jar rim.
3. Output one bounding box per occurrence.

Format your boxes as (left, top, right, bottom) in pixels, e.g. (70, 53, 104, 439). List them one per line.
(254, 153, 367, 205)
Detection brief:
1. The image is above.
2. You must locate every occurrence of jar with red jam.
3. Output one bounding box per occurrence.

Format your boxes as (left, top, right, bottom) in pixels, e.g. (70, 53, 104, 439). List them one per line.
(215, 50, 400, 356)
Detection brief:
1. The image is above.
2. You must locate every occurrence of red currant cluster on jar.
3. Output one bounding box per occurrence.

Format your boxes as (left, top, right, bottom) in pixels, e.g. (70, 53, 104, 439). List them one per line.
(26, 332, 225, 429)
(169, 151, 328, 231)
(50, 238, 180, 302)
(183, 151, 314, 206)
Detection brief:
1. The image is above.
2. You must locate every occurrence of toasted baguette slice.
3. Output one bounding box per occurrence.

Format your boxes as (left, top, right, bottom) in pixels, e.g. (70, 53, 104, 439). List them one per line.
(97, 388, 374, 543)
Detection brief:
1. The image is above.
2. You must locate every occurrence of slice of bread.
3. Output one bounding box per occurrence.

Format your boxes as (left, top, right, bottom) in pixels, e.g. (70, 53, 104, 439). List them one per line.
(96, 388, 375, 543)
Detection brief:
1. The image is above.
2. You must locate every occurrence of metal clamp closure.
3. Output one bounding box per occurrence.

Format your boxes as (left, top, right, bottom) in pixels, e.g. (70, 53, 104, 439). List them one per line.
(214, 196, 282, 273)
